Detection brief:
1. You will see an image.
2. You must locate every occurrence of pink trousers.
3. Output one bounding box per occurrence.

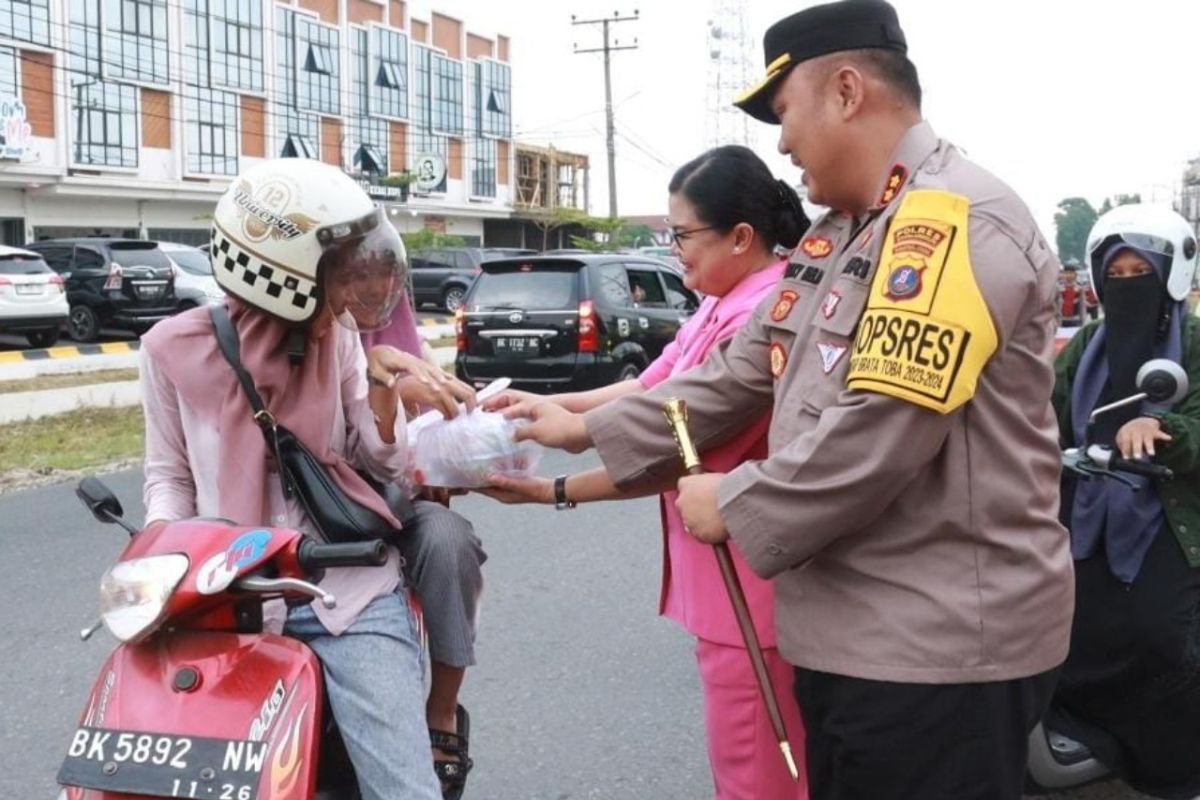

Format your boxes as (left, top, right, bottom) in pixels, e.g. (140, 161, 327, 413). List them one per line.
(695, 638, 809, 800)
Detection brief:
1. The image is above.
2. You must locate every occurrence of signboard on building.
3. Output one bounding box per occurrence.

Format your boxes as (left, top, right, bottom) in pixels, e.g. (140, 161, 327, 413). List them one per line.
(355, 178, 404, 202)
(0, 95, 32, 161)
(413, 153, 447, 192)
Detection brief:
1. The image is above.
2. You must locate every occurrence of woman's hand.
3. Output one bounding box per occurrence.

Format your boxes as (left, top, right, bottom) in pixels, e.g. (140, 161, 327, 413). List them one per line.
(477, 473, 556, 505)
(504, 402, 592, 454)
(1115, 416, 1173, 459)
(367, 345, 476, 419)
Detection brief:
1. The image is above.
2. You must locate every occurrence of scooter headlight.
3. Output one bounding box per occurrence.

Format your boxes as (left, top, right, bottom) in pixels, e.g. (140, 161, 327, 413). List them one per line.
(99, 555, 189, 643)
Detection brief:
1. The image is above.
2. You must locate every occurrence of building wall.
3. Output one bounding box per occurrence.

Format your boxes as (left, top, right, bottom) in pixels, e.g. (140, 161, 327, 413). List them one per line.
(0, 0, 515, 245)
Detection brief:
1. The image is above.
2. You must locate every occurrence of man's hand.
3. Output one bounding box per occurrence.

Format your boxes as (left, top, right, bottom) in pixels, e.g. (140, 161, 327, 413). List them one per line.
(505, 402, 592, 454)
(1115, 416, 1173, 460)
(676, 473, 729, 544)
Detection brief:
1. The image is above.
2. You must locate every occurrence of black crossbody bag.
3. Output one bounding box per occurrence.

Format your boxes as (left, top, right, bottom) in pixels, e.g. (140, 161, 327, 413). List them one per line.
(210, 305, 415, 544)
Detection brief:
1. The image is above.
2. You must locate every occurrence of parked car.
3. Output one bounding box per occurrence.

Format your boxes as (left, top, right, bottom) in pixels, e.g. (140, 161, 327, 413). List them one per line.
(155, 241, 224, 309)
(455, 254, 700, 392)
(409, 246, 539, 312)
(25, 238, 177, 342)
(0, 244, 69, 348)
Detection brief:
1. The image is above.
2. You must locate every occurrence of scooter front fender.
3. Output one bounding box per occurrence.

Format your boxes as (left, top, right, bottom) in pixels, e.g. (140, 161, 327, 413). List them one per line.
(60, 630, 324, 800)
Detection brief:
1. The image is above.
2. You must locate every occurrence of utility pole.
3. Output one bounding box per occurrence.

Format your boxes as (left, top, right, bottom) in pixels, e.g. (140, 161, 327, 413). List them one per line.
(572, 10, 639, 218)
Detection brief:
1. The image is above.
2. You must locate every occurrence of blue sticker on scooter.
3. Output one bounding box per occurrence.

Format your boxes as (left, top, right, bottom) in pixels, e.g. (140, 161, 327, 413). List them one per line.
(226, 529, 272, 569)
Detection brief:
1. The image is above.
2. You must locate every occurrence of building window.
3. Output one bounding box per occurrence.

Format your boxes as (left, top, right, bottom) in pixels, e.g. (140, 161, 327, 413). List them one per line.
(472, 137, 496, 198)
(72, 80, 138, 167)
(69, 0, 104, 81)
(0, 0, 51, 46)
(481, 59, 512, 138)
(211, 0, 264, 91)
(431, 54, 462, 136)
(369, 25, 408, 120)
(297, 16, 339, 115)
(349, 28, 388, 176)
(0, 48, 17, 99)
(184, 87, 237, 175)
(103, 0, 170, 85)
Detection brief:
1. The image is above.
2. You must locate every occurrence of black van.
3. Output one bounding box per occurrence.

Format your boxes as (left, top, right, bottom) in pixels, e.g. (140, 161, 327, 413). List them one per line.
(455, 254, 700, 392)
(25, 238, 177, 341)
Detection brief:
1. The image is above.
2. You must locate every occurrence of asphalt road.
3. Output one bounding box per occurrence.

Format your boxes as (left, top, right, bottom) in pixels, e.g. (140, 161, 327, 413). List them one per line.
(0, 452, 1170, 800)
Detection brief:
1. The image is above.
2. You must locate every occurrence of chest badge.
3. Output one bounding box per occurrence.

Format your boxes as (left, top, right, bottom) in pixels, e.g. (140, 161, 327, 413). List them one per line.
(820, 289, 842, 320)
(884, 263, 925, 301)
(769, 342, 788, 379)
(771, 290, 800, 322)
(817, 341, 848, 375)
(800, 236, 833, 259)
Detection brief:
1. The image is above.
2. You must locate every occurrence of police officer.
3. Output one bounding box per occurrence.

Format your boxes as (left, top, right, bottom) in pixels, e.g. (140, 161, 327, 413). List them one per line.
(509, 1, 1073, 797)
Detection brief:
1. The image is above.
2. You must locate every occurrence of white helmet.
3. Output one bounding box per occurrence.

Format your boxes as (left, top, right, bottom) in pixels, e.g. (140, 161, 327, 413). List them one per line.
(1085, 204, 1198, 302)
(210, 158, 407, 330)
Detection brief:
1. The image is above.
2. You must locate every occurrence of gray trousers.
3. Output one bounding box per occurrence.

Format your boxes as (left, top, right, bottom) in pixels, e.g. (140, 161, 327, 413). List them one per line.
(396, 499, 486, 668)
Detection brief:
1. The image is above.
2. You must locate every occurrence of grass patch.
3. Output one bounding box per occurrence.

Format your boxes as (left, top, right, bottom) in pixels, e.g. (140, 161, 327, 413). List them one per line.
(0, 368, 140, 395)
(0, 406, 144, 474)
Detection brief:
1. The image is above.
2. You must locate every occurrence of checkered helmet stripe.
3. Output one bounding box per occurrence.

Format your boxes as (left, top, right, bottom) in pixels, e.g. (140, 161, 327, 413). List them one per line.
(211, 223, 318, 321)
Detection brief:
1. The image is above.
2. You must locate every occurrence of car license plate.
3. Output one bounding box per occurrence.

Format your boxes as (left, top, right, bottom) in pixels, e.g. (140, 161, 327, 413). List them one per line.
(135, 284, 164, 300)
(492, 336, 540, 357)
(58, 726, 267, 799)
(15, 283, 42, 295)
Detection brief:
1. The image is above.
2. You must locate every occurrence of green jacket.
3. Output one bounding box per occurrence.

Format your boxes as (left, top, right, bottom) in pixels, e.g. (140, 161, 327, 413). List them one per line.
(1053, 315, 1200, 567)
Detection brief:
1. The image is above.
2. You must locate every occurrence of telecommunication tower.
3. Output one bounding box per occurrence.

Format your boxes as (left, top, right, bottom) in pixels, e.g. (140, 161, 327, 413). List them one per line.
(705, 0, 754, 150)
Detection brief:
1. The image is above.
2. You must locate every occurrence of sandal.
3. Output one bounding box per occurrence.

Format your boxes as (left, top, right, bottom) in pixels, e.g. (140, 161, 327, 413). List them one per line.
(430, 704, 473, 800)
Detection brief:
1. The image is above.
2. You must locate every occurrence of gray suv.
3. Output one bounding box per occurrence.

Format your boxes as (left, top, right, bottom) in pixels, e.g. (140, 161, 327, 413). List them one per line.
(410, 247, 536, 312)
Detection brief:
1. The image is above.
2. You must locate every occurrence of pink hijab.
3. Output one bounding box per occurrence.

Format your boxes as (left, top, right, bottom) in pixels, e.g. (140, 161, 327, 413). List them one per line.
(359, 291, 423, 357)
(141, 298, 401, 529)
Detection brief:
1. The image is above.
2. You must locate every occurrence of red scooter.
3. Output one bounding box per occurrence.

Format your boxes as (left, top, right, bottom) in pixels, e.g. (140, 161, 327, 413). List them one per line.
(57, 477, 389, 800)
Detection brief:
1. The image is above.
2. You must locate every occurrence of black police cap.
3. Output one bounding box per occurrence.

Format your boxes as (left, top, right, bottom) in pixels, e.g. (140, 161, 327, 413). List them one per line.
(734, 0, 907, 124)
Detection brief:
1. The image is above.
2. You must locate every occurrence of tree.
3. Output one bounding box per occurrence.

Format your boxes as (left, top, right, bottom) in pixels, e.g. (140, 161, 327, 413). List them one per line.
(1054, 197, 1098, 264)
(401, 228, 465, 251)
(526, 207, 589, 251)
(570, 216, 627, 252)
(1097, 193, 1142, 216)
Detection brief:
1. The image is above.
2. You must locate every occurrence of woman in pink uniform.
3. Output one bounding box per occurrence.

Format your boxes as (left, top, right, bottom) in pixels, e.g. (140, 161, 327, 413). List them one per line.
(484, 145, 811, 799)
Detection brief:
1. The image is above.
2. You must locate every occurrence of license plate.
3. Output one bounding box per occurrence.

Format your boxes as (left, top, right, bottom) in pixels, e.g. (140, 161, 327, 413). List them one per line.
(15, 284, 42, 295)
(493, 336, 540, 357)
(135, 285, 164, 300)
(58, 726, 267, 799)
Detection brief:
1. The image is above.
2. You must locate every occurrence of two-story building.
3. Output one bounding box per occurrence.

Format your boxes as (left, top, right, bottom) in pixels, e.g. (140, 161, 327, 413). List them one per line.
(0, 0, 515, 247)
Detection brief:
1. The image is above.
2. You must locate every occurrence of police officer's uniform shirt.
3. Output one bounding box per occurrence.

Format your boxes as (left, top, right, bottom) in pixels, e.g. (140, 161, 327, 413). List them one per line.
(586, 122, 1073, 684)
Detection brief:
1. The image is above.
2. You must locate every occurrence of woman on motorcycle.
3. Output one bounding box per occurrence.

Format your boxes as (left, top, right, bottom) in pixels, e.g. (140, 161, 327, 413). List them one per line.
(482, 145, 811, 800)
(1051, 203, 1200, 798)
(139, 158, 475, 800)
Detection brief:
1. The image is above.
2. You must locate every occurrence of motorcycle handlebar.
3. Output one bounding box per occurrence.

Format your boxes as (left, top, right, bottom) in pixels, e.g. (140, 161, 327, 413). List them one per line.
(298, 539, 389, 570)
(1107, 455, 1174, 482)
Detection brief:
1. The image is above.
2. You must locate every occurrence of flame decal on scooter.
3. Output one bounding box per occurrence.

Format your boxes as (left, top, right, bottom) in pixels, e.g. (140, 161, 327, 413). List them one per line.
(270, 703, 307, 798)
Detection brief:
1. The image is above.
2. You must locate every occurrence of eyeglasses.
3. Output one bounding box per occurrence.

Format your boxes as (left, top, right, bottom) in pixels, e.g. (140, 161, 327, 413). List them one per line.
(667, 225, 720, 247)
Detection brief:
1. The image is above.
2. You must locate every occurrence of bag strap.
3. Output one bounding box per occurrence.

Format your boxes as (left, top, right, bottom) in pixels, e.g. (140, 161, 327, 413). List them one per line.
(209, 305, 295, 499)
(210, 305, 275, 428)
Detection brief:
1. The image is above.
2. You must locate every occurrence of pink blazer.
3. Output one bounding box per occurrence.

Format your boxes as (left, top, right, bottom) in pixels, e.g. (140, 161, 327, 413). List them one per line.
(640, 262, 785, 647)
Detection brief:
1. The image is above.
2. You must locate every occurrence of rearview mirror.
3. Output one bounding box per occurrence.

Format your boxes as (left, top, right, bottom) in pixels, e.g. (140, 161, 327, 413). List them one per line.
(75, 477, 125, 525)
(1136, 359, 1188, 406)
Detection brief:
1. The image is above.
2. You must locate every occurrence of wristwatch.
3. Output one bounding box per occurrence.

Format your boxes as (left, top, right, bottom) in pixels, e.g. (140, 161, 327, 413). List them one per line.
(554, 475, 577, 510)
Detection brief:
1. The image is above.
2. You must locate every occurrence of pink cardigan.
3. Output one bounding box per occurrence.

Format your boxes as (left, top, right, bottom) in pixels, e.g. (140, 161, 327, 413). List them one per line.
(640, 262, 785, 647)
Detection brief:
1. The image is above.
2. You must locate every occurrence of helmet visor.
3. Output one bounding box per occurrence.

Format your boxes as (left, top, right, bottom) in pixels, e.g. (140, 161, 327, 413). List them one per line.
(320, 208, 408, 333)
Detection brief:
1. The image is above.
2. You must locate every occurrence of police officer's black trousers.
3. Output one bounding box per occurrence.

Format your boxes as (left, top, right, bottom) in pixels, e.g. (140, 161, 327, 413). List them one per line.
(793, 666, 1060, 800)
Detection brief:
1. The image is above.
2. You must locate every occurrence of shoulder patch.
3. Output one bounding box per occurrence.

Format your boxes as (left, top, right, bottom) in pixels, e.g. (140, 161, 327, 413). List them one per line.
(846, 189, 998, 414)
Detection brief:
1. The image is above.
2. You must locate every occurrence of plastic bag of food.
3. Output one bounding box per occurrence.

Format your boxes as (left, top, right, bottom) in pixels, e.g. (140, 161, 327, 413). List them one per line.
(408, 407, 542, 489)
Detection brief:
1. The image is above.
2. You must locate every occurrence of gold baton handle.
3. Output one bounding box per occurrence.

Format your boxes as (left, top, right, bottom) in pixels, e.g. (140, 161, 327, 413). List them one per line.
(663, 397, 702, 473)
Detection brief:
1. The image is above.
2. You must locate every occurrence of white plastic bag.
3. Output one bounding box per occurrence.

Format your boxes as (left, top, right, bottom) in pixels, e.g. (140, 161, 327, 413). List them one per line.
(406, 380, 542, 489)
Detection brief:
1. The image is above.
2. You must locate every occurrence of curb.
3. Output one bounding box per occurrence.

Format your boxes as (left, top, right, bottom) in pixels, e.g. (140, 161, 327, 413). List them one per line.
(0, 341, 140, 365)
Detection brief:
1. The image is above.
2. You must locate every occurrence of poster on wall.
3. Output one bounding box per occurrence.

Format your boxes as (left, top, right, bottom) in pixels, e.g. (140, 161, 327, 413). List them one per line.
(413, 153, 447, 192)
(0, 95, 32, 161)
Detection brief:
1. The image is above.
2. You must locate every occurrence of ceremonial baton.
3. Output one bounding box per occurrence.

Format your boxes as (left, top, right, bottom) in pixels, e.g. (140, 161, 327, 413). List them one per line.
(662, 397, 799, 781)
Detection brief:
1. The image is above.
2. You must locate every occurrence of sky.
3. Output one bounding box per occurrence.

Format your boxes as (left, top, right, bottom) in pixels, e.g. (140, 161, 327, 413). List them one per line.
(409, 0, 1200, 239)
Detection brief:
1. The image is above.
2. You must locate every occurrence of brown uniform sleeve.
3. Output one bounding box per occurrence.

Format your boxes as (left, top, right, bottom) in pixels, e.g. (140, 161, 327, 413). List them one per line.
(721, 214, 1047, 578)
(585, 300, 776, 488)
